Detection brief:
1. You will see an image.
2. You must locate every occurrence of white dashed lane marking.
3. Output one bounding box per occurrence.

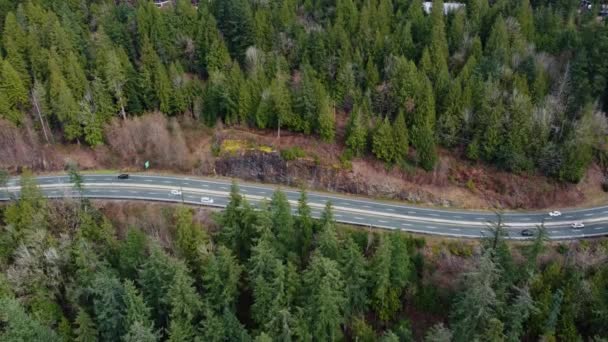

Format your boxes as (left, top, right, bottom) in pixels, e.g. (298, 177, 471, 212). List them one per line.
(379, 220, 388, 223)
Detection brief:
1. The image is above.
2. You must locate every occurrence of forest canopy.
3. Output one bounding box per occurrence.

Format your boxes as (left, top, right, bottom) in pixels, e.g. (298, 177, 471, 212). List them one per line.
(0, 0, 607, 181)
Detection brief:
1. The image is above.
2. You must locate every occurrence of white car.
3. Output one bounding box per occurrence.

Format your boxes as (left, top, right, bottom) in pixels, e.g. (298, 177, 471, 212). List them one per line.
(170, 189, 182, 196)
(201, 197, 214, 204)
(548, 211, 562, 217)
(570, 222, 585, 229)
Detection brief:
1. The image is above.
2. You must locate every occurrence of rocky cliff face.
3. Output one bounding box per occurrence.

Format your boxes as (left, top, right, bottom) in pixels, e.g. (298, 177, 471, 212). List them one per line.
(214, 150, 452, 206)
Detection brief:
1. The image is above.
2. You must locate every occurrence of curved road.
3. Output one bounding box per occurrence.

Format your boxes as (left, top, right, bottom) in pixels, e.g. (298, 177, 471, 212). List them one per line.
(2, 174, 608, 240)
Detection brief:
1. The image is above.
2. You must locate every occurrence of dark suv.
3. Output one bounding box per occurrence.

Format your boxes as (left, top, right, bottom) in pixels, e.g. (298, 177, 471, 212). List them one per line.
(117, 174, 129, 179)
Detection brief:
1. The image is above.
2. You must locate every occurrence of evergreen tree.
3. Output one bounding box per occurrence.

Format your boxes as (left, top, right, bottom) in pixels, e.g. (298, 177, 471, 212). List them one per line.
(393, 110, 409, 162)
(0, 59, 29, 124)
(411, 76, 437, 170)
(438, 80, 464, 147)
(370, 235, 410, 322)
(123, 280, 157, 341)
(117, 228, 148, 280)
(450, 251, 502, 341)
(317, 91, 335, 142)
(517, 0, 534, 41)
(249, 233, 291, 336)
(48, 53, 81, 141)
(0, 298, 61, 341)
(212, 0, 255, 63)
(102, 48, 129, 120)
(335, 62, 356, 110)
(203, 246, 242, 313)
(339, 237, 369, 318)
(220, 182, 258, 262)
(269, 190, 295, 261)
(425, 323, 452, 342)
(372, 116, 396, 164)
(91, 274, 126, 342)
(174, 207, 209, 273)
(486, 16, 510, 65)
(449, 10, 466, 54)
(138, 246, 178, 330)
(296, 190, 313, 265)
(167, 267, 201, 342)
(2, 12, 28, 85)
(345, 105, 368, 157)
(302, 253, 345, 341)
(74, 308, 98, 342)
(317, 218, 339, 261)
(123, 321, 158, 342)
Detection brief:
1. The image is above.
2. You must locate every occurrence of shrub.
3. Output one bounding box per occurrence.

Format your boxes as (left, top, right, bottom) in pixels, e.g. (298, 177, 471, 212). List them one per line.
(280, 147, 306, 161)
(446, 241, 473, 257)
(339, 151, 353, 169)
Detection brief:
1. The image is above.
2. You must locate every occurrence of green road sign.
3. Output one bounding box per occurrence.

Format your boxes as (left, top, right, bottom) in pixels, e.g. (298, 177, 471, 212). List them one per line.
(144, 161, 150, 169)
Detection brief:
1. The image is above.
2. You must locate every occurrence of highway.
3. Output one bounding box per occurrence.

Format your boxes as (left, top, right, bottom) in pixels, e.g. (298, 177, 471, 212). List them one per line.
(1, 174, 608, 240)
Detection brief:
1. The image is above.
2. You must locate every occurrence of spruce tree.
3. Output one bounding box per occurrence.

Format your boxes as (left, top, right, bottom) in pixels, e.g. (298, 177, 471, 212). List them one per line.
(339, 237, 369, 318)
(393, 110, 409, 162)
(346, 106, 368, 157)
(203, 246, 242, 313)
(372, 116, 396, 164)
(269, 190, 295, 261)
(296, 191, 313, 265)
(0, 59, 28, 124)
(302, 253, 345, 341)
(74, 308, 98, 342)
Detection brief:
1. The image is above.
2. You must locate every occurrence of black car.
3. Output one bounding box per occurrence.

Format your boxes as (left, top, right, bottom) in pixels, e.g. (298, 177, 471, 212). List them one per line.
(117, 174, 129, 179)
(520, 229, 535, 237)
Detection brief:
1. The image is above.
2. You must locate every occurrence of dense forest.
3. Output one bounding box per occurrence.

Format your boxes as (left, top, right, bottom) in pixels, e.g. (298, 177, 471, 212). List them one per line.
(0, 173, 607, 341)
(0, 0, 607, 181)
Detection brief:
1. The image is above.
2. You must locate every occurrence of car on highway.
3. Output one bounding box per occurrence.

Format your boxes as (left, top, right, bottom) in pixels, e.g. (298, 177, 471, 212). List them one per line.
(520, 229, 536, 237)
(170, 189, 182, 196)
(548, 211, 562, 217)
(201, 196, 214, 204)
(117, 174, 129, 179)
(570, 222, 585, 229)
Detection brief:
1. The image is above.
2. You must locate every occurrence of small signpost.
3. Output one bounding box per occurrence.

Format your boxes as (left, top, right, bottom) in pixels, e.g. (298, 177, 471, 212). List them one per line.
(144, 161, 150, 169)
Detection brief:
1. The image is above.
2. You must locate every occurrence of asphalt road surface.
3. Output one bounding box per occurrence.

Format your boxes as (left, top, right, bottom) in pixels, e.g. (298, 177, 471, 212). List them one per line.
(2, 174, 608, 240)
